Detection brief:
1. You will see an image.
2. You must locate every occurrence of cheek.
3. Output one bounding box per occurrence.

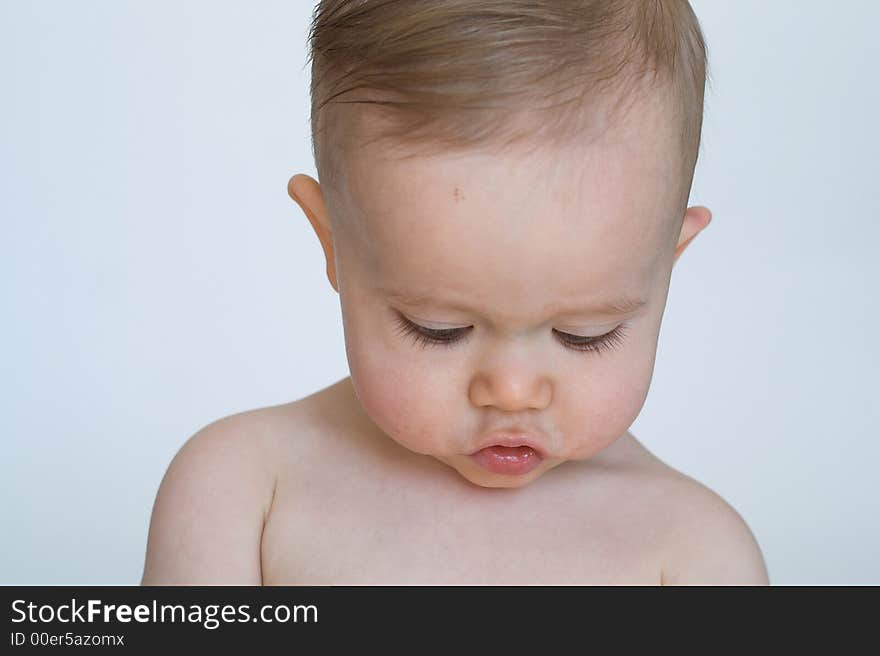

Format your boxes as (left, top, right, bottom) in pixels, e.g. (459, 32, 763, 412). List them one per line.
(562, 347, 656, 459)
(344, 318, 454, 455)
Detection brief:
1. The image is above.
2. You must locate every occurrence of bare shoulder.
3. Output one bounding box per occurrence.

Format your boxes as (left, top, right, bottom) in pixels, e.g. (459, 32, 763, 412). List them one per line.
(595, 434, 769, 585)
(141, 403, 298, 585)
(639, 455, 770, 586)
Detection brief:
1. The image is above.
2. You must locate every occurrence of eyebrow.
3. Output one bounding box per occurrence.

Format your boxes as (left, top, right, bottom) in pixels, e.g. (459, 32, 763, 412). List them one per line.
(383, 289, 647, 318)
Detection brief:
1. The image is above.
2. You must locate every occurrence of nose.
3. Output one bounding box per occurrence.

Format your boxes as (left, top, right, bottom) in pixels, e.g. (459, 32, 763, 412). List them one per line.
(468, 366, 552, 412)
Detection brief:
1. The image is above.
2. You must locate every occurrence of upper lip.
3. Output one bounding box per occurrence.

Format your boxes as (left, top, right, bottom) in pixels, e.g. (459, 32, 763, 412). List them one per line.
(472, 428, 548, 457)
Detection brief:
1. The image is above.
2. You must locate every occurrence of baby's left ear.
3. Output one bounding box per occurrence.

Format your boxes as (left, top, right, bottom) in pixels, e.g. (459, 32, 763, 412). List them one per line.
(673, 206, 712, 263)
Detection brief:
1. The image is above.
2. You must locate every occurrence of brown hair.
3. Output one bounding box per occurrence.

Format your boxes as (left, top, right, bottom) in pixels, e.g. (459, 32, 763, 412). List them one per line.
(307, 0, 709, 206)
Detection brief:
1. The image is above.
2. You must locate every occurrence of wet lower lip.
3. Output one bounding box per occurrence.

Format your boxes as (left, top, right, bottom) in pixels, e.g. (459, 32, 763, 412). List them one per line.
(470, 445, 543, 476)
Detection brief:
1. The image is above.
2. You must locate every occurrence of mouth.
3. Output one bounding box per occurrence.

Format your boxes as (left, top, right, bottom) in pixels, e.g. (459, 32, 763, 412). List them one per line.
(468, 434, 546, 476)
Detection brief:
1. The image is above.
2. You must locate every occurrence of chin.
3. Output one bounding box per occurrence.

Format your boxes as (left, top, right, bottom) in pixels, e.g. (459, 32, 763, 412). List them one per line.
(444, 458, 550, 490)
(463, 475, 536, 489)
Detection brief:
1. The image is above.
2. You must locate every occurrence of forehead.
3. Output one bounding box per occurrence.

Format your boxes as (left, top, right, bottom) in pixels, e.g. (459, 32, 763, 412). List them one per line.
(339, 99, 681, 319)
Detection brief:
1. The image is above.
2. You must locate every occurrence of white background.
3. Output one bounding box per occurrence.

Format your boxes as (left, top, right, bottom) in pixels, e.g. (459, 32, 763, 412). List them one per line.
(2, 0, 877, 584)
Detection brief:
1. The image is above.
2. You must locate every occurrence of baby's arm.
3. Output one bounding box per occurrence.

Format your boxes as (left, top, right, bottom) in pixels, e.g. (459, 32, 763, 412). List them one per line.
(661, 482, 770, 586)
(140, 414, 276, 585)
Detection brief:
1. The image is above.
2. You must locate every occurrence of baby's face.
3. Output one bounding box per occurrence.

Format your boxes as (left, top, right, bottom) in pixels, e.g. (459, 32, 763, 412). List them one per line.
(308, 99, 702, 489)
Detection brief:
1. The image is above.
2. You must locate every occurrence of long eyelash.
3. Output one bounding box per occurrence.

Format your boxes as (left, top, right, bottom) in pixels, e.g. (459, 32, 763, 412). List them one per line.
(394, 313, 628, 356)
(393, 314, 470, 350)
(552, 324, 628, 356)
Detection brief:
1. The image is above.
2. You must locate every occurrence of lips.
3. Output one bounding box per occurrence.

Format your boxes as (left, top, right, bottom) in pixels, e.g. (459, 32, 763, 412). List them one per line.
(468, 430, 547, 476)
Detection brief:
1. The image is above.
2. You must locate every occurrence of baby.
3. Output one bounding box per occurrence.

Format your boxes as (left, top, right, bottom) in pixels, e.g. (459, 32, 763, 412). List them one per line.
(141, 0, 769, 585)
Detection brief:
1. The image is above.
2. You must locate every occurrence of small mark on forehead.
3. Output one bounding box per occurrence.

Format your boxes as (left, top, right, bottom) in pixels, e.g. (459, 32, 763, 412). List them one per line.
(453, 187, 465, 202)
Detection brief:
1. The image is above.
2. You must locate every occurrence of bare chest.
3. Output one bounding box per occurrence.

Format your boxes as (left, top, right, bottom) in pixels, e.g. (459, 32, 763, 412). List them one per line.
(260, 474, 663, 585)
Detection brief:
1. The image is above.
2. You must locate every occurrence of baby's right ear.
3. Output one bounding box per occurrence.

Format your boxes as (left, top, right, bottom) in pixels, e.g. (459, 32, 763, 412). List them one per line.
(288, 174, 338, 292)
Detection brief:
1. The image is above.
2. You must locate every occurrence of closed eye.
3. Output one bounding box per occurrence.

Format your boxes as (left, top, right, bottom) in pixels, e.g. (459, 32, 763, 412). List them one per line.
(393, 314, 470, 349)
(551, 326, 627, 354)
(392, 313, 628, 356)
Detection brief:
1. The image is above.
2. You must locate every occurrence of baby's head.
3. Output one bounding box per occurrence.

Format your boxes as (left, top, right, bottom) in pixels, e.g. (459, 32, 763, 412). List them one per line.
(290, 0, 712, 489)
